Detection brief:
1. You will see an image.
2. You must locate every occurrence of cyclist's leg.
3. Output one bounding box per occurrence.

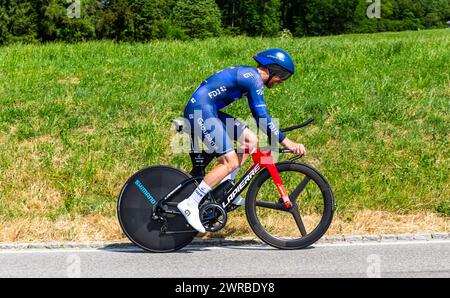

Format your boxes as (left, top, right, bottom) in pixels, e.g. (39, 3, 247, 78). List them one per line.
(204, 151, 240, 186)
(237, 129, 258, 165)
(191, 108, 240, 187)
(216, 112, 258, 206)
(217, 111, 258, 166)
(180, 105, 240, 232)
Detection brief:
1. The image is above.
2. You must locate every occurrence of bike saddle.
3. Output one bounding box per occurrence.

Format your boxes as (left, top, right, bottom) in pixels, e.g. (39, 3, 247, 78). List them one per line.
(172, 118, 190, 134)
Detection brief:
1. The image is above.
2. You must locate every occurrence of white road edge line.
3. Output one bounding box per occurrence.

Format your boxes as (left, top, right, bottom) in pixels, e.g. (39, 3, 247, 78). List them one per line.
(313, 239, 450, 248)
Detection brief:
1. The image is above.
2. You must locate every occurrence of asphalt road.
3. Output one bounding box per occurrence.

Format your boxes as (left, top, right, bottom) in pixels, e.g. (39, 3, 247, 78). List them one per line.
(1, 240, 449, 278)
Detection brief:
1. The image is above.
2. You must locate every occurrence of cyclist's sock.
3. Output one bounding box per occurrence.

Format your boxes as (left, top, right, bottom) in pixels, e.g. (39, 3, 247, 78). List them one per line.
(188, 180, 212, 205)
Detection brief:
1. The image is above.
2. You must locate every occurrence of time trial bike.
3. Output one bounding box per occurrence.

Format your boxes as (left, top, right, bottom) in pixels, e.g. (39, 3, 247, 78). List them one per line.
(117, 118, 335, 252)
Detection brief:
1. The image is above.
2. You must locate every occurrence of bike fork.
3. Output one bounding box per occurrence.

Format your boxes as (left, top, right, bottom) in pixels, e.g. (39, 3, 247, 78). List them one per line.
(252, 149, 293, 209)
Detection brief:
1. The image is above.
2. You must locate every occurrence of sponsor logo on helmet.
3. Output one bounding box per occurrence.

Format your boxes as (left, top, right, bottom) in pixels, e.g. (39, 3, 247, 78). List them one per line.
(268, 52, 286, 62)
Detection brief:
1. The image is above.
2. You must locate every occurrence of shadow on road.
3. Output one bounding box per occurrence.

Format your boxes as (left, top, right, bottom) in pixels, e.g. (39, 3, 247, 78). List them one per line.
(99, 244, 213, 254)
(221, 245, 316, 252)
(99, 243, 317, 254)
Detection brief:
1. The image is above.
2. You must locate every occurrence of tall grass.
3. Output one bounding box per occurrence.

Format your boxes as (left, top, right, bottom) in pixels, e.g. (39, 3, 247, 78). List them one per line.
(0, 30, 448, 239)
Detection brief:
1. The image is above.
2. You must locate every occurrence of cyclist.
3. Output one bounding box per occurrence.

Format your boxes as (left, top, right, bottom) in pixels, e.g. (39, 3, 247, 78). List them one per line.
(178, 48, 307, 233)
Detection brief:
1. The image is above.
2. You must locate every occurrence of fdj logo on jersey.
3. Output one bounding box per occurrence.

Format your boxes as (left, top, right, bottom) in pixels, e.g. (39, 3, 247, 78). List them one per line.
(268, 122, 280, 136)
(208, 86, 227, 99)
(135, 180, 157, 205)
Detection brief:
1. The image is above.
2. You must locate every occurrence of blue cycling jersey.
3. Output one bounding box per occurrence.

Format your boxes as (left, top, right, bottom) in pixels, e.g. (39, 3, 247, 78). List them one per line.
(185, 66, 286, 143)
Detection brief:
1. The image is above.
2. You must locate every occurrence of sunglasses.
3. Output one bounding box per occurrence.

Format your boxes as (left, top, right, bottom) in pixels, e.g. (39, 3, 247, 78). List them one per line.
(267, 64, 292, 81)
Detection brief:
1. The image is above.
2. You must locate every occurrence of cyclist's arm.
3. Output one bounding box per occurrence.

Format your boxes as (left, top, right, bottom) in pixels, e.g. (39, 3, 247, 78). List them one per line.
(239, 71, 286, 143)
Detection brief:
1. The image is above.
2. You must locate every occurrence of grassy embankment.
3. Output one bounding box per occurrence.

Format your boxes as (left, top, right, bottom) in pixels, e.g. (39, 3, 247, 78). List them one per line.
(0, 29, 448, 242)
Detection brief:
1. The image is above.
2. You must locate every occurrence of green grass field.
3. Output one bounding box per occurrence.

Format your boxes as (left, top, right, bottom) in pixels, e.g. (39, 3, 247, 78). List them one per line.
(0, 29, 449, 241)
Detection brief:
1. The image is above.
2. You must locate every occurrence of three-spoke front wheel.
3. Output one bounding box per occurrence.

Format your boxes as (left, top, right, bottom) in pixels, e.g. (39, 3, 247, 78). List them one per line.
(245, 162, 335, 249)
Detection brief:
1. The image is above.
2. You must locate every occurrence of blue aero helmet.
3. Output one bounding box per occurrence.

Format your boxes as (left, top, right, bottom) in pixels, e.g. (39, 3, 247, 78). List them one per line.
(253, 48, 295, 81)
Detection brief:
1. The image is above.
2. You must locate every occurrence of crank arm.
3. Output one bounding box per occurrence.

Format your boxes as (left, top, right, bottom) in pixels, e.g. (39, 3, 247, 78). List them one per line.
(161, 209, 182, 215)
(160, 204, 182, 215)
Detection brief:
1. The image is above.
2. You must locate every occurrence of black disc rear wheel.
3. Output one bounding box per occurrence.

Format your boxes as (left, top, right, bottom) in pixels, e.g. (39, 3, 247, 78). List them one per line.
(118, 166, 198, 253)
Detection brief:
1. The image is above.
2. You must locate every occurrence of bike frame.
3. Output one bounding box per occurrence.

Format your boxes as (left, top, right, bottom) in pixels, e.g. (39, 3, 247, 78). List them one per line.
(221, 148, 292, 209)
(155, 148, 293, 218)
(155, 118, 315, 216)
